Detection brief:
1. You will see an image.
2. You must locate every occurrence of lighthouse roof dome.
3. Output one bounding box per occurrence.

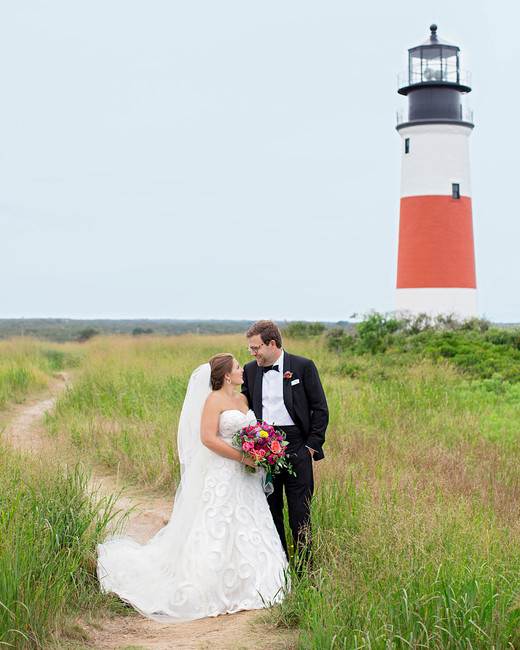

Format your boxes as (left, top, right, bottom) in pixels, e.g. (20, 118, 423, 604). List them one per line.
(412, 24, 460, 51)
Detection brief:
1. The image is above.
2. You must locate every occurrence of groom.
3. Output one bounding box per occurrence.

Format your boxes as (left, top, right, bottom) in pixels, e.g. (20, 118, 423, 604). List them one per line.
(242, 320, 328, 564)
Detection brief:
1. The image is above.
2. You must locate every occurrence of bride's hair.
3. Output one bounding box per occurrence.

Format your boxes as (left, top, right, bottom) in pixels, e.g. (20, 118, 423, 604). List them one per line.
(209, 353, 234, 391)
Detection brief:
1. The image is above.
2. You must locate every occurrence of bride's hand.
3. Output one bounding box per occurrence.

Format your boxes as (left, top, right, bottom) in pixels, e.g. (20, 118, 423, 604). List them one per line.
(242, 456, 256, 469)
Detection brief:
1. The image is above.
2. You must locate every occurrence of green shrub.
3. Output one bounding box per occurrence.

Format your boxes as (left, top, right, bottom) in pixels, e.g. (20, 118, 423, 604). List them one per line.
(326, 327, 355, 353)
(132, 327, 153, 336)
(77, 327, 100, 341)
(285, 322, 325, 339)
(484, 326, 520, 349)
(354, 313, 402, 354)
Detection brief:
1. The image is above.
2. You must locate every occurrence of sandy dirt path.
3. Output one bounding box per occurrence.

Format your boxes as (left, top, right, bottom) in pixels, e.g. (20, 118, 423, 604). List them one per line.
(2, 377, 295, 650)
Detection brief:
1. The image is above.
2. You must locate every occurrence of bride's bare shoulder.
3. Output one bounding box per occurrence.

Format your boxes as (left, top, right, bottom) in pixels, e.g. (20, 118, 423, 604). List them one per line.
(204, 390, 225, 409)
(202, 391, 226, 422)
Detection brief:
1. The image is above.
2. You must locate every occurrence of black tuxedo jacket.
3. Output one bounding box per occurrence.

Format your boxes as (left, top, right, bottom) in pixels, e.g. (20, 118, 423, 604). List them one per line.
(242, 351, 329, 461)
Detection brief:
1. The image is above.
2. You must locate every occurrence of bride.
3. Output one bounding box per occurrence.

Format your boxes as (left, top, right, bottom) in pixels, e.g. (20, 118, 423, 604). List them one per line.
(97, 353, 289, 622)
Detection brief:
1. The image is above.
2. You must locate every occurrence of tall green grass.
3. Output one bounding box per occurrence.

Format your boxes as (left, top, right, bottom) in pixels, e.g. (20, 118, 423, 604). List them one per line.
(282, 480, 520, 648)
(0, 449, 119, 649)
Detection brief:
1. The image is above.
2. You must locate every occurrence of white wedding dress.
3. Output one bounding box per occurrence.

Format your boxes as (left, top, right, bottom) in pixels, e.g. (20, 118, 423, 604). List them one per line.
(97, 390, 289, 621)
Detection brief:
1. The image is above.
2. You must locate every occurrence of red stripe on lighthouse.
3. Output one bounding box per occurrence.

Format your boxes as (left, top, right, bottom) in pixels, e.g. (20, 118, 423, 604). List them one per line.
(397, 195, 476, 289)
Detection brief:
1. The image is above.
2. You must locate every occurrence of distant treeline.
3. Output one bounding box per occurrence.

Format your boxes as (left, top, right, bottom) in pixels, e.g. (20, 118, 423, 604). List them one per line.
(0, 318, 353, 342)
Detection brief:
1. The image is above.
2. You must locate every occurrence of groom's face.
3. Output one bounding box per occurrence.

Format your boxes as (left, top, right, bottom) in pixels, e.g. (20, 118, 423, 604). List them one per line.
(248, 335, 279, 367)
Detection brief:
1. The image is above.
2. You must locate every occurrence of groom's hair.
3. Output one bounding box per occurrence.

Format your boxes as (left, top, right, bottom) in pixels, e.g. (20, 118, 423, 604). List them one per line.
(246, 320, 282, 348)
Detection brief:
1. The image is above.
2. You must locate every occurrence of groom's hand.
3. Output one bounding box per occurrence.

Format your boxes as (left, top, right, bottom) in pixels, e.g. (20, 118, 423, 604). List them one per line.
(306, 447, 315, 459)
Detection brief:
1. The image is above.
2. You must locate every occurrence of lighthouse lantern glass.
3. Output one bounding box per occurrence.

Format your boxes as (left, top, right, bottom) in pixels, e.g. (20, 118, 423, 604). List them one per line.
(408, 45, 460, 85)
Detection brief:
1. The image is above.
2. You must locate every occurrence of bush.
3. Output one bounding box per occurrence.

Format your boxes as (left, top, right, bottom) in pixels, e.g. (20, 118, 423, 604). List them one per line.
(132, 327, 153, 336)
(484, 327, 520, 349)
(355, 313, 402, 354)
(326, 327, 355, 353)
(76, 327, 100, 341)
(285, 322, 325, 339)
(402, 313, 433, 334)
(433, 314, 490, 332)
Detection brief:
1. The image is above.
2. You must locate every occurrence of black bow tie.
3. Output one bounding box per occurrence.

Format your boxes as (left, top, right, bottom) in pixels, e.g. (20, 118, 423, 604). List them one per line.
(262, 364, 279, 373)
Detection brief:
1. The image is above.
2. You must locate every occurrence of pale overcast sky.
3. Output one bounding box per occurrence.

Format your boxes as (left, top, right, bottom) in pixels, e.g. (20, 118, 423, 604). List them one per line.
(1, 1, 518, 322)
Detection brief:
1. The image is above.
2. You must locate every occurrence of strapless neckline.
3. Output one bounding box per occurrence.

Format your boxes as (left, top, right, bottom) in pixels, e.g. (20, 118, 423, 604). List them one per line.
(220, 408, 253, 417)
(218, 410, 256, 444)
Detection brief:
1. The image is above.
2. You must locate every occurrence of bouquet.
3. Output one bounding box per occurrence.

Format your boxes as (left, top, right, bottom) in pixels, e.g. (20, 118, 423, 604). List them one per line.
(233, 421, 295, 492)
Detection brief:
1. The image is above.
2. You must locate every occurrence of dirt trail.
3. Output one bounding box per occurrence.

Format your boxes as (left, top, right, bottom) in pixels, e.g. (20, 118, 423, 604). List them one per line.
(2, 378, 294, 650)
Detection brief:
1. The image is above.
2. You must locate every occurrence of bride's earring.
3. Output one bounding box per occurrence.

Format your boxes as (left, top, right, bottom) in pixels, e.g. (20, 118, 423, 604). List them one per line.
(226, 377, 231, 384)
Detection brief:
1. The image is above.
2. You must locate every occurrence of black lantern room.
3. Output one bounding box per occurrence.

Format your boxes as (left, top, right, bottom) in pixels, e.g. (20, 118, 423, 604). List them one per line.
(397, 25, 473, 128)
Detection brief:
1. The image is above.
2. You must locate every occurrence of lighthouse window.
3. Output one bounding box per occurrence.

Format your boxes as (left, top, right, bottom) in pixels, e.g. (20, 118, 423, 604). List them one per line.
(452, 183, 460, 199)
(405, 138, 410, 154)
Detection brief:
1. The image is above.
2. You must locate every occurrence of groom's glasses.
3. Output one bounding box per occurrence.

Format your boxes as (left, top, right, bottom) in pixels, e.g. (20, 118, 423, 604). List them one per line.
(247, 343, 266, 353)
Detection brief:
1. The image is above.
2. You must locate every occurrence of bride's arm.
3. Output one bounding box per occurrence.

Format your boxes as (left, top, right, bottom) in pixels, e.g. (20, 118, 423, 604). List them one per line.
(200, 396, 256, 468)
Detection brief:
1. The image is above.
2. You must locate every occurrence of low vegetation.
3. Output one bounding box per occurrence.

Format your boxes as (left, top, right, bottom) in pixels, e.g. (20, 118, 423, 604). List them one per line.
(0, 318, 353, 342)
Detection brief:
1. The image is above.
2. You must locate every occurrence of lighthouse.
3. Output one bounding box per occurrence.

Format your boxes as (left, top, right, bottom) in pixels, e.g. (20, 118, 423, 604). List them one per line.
(395, 25, 477, 318)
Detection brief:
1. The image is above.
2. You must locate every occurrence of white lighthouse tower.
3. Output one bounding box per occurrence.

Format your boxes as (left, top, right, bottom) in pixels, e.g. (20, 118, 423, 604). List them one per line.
(395, 25, 477, 318)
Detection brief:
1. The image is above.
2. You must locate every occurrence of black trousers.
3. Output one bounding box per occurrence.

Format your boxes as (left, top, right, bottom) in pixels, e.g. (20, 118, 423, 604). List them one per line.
(267, 425, 314, 562)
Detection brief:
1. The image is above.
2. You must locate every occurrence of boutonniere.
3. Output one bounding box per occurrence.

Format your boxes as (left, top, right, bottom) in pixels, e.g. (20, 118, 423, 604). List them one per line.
(283, 371, 293, 380)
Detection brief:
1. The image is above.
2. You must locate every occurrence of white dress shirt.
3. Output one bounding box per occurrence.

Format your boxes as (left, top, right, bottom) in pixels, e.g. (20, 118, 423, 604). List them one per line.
(261, 349, 295, 426)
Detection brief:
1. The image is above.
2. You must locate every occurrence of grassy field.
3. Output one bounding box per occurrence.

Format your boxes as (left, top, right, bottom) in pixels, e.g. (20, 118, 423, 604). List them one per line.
(2, 330, 520, 648)
(0, 339, 82, 409)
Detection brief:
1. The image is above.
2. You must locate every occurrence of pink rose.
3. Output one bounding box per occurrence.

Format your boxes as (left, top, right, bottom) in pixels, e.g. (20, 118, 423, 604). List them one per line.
(270, 440, 281, 454)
